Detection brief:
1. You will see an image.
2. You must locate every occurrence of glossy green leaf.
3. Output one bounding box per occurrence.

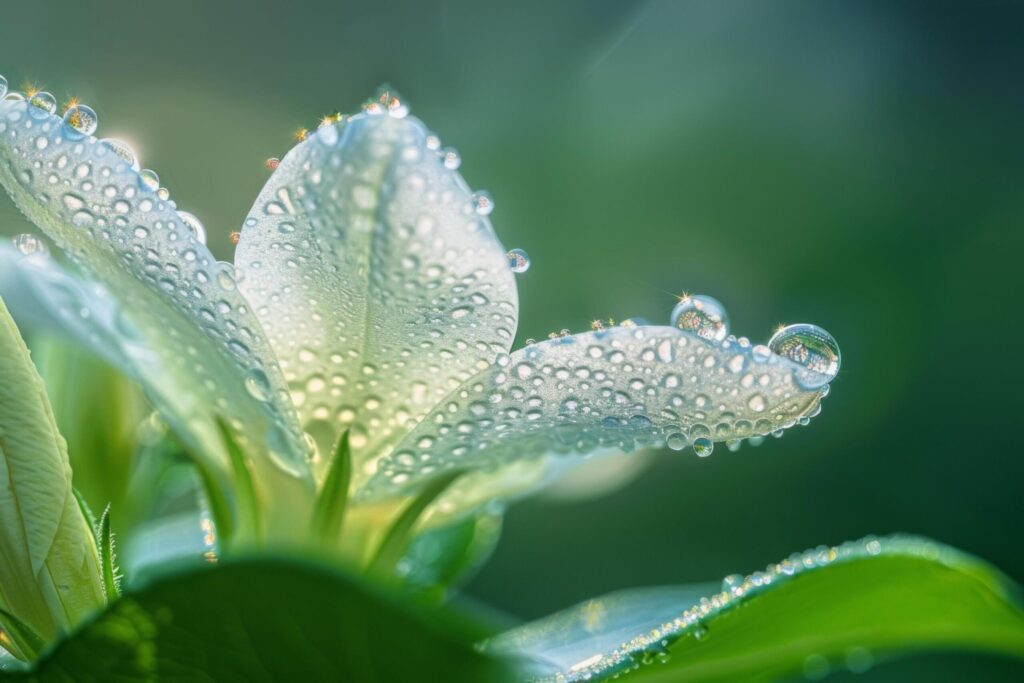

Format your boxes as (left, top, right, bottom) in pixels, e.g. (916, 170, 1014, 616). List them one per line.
(5, 558, 516, 682)
(311, 431, 352, 542)
(0, 296, 105, 655)
(95, 507, 120, 601)
(486, 536, 1024, 682)
(370, 470, 464, 577)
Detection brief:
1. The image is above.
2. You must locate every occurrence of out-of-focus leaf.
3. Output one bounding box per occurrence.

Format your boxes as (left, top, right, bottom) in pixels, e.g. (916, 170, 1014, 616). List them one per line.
(6, 558, 517, 682)
(33, 338, 146, 532)
(370, 470, 464, 577)
(401, 509, 504, 599)
(0, 296, 105, 656)
(485, 536, 1024, 682)
(312, 431, 352, 543)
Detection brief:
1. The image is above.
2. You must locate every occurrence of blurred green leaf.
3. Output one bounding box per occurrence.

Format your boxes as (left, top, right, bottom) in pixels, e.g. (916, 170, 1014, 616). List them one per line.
(370, 470, 465, 577)
(34, 338, 146, 530)
(0, 296, 106, 658)
(311, 430, 352, 543)
(6, 558, 516, 682)
(402, 510, 504, 600)
(486, 536, 1024, 682)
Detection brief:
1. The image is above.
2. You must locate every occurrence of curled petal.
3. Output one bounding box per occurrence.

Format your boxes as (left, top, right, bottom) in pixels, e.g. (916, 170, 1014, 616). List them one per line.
(235, 108, 518, 478)
(0, 100, 311, 499)
(366, 326, 828, 502)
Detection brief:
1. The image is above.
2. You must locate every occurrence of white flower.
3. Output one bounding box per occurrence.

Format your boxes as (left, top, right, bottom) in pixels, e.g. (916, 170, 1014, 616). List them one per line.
(0, 88, 837, 548)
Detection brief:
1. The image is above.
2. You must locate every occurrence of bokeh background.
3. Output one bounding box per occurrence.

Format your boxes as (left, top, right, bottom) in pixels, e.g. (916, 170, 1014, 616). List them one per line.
(2, 1, 1022, 680)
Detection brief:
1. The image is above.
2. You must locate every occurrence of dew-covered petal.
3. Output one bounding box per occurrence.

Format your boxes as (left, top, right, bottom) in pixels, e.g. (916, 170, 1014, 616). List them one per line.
(235, 110, 518, 478)
(484, 536, 1024, 682)
(0, 243, 134, 374)
(0, 100, 312, 504)
(365, 326, 828, 501)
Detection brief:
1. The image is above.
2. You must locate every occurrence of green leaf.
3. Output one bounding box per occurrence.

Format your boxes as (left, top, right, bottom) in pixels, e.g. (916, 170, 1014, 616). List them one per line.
(401, 509, 504, 599)
(6, 558, 516, 681)
(35, 339, 146, 534)
(486, 535, 1024, 682)
(0, 608, 46, 663)
(0, 295, 105, 655)
(96, 507, 121, 601)
(215, 417, 263, 544)
(311, 431, 352, 543)
(370, 470, 464, 577)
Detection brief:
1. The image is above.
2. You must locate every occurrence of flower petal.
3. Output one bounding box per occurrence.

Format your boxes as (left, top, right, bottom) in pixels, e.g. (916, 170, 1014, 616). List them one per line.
(235, 108, 518, 477)
(0, 100, 311, 493)
(365, 326, 829, 502)
(0, 244, 133, 375)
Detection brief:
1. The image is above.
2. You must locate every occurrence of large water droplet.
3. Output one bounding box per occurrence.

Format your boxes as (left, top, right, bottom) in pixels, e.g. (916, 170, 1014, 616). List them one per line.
(177, 210, 207, 244)
(692, 437, 714, 457)
(507, 248, 530, 273)
(0, 75, 7, 100)
(139, 168, 160, 192)
(441, 147, 461, 170)
(472, 191, 494, 216)
(63, 103, 98, 136)
(11, 233, 48, 257)
(244, 368, 272, 402)
(671, 295, 729, 341)
(28, 91, 56, 115)
(769, 323, 840, 389)
(101, 139, 141, 171)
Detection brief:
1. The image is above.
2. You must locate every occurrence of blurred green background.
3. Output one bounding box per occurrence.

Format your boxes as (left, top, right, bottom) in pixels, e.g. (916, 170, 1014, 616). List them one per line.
(2, 1, 1022, 680)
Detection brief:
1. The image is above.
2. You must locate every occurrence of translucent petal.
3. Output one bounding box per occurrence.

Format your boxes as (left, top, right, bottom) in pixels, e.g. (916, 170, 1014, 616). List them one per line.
(235, 111, 518, 479)
(0, 100, 311, 498)
(0, 244, 133, 375)
(366, 326, 829, 501)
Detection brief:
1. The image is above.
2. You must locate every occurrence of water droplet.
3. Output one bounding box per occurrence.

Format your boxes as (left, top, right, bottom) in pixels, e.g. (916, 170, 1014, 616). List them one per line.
(671, 295, 729, 341)
(139, 168, 160, 192)
(177, 210, 207, 244)
(28, 91, 56, 115)
(11, 233, 48, 257)
(265, 157, 280, 170)
(244, 369, 272, 402)
(768, 323, 840, 389)
(692, 437, 714, 457)
(844, 646, 873, 674)
(507, 248, 530, 273)
(441, 147, 461, 169)
(4, 91, 25, 102)
(721, 573, 744, 594)
(101, 139, 141, 171)
(0, 75, 7, 100)
(471, 191, 494, 215)
(63, 103, 98, 136)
